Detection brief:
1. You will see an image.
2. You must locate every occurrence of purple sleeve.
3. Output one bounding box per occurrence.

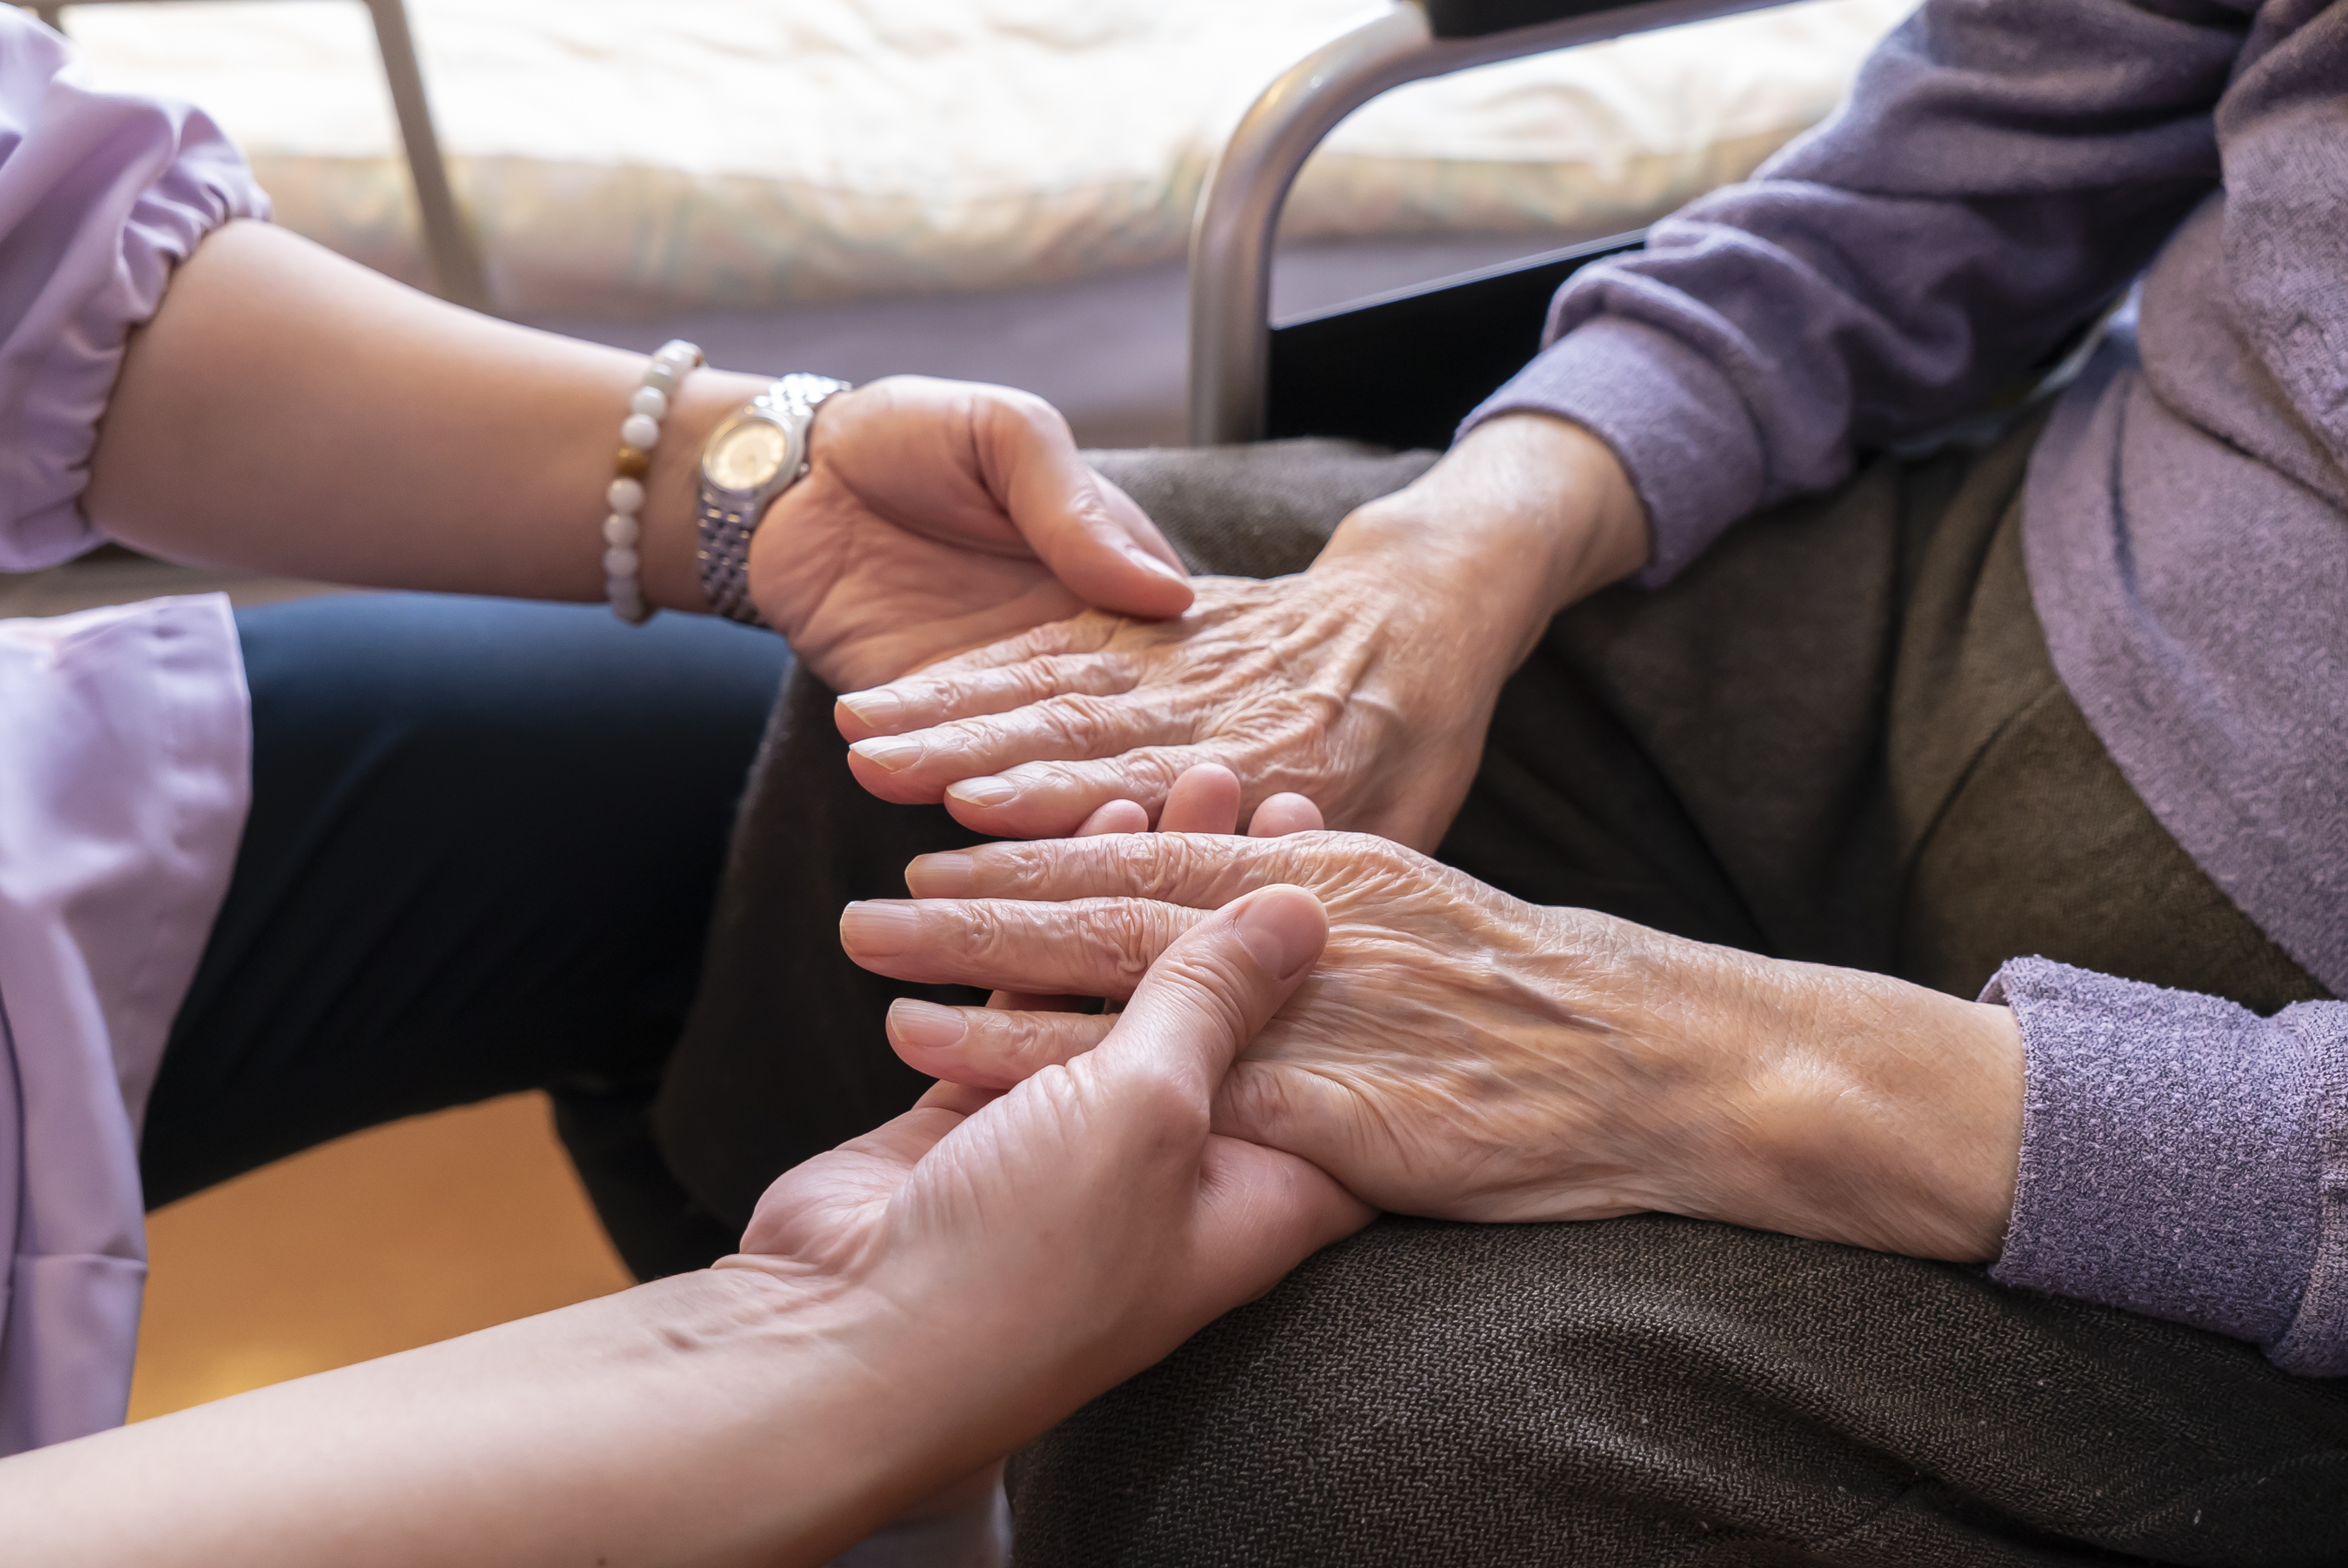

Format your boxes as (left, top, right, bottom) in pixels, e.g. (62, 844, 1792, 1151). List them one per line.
(0, 12, 270, 572)
(1462, 0, 2248, 584)
(1984, 957, 2348, 1376)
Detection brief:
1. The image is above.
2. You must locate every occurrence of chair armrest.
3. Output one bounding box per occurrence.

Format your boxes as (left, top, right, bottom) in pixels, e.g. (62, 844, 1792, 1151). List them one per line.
(1188, 0, 1791, 444)
(1426, 0, 1677, 38)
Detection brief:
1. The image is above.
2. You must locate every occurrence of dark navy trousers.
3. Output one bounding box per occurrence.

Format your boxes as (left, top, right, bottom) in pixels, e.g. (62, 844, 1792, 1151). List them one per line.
(140, 593, 789, 1279)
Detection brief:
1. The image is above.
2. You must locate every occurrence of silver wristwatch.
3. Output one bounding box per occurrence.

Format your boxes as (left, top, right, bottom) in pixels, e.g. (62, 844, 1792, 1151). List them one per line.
(695, 372, 853, 625)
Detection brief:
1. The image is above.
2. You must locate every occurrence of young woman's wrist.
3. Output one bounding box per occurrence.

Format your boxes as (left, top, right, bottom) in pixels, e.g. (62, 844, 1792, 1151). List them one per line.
(694, 1257, 1042, 1553)
(634, 366, 769, 613)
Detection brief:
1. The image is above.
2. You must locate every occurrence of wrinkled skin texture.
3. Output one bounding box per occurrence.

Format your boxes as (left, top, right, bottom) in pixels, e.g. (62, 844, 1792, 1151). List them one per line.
(746, 376, 1194, 694)
(841, 832, 2028, 1264)
(729, 886, 1371, 1492)
(837, 568, 1504, 849)
(833, 414, 1653, 848)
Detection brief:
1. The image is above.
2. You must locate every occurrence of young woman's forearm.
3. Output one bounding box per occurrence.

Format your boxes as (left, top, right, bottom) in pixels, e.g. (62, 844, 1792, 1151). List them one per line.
(0, 1271, 957, 1568)
(83, 221, 766, 611)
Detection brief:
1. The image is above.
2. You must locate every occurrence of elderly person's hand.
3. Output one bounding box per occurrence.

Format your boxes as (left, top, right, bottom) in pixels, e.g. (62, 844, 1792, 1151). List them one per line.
(830, 415, 1647, 849)
(839, 831, 2030, 1265)
(749, 375, 1194, 693)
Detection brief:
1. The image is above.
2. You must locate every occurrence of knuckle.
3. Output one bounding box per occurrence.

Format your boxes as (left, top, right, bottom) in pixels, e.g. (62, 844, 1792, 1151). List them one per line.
(1138, 832, 1223, 903)
(1084, 824, 1222, 904)
(961, 901, 1040, 971)
(1010, 660, 1067, 704)
(1040, 691, 1119, 746)
(1072, 897, 1171, 989)
(1104, 905, 1164, 988)
(990, 839, 1052, 882)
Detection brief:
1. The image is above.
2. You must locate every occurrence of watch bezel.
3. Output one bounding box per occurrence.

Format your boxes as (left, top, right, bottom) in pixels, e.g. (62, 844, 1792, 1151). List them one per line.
(700, 407, 805, 501)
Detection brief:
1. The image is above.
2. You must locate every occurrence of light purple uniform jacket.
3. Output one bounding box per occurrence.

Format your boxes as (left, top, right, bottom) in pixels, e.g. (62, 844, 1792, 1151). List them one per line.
(0, 16, 262, 1452)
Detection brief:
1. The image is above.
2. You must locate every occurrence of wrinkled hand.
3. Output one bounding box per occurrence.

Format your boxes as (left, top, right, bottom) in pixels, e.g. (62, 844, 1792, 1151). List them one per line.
(747, 376, 1193, 693)
(840, 831, 2028, 1264)
(837, 569, 1495, 850)
(722, 884, 1371, 1459)
(830, 414, 1651, 850)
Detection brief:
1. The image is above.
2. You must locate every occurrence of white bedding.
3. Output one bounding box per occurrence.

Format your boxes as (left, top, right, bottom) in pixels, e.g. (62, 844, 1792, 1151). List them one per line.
(66, 0, 1911, 316)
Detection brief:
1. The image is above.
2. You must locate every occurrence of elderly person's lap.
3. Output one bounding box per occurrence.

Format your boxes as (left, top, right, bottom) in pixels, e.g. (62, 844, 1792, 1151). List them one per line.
(1013, 1214, 2346, 1564)
(653, 425, 2345, 1560)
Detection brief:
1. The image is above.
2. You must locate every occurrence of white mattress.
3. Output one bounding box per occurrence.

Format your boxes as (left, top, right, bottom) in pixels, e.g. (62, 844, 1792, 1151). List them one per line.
(66, 0, 1911, 317)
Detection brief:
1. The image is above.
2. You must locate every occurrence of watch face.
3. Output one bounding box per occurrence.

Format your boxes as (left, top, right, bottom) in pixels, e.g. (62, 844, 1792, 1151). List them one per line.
(704, 417, 791, 492)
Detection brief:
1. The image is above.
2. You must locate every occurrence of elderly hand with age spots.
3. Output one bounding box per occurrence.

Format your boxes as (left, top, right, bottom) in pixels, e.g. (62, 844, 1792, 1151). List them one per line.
(832, 415, 1651, 848)
(841, 830, 2033, 1267)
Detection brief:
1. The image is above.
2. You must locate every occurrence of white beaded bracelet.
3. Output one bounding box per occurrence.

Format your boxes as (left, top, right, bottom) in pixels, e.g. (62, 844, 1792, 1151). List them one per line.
(604, 338, 704, 624)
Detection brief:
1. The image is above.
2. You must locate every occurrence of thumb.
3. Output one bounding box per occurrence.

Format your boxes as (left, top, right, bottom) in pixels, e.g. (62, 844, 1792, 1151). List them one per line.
(1093, 884, 1325, 1107)
(977, 396, 1195, 621)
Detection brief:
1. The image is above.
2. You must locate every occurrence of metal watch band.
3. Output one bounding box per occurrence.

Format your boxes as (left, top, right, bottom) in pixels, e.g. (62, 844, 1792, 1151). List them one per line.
(695, 373, 852, 626)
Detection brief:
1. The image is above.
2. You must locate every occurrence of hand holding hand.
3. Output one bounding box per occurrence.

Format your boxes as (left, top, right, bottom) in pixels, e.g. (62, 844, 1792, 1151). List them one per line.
(721, 882, 1371, 1499)
(842, 831, 2027, 1264)
(831, 414, 1648, 849)
(747, 376, 1194, 693)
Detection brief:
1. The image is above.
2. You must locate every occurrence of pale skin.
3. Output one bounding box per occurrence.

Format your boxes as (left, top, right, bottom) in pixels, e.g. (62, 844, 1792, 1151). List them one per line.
(848, 830, 2026, 1263)
(85, 219, 1195, 687)
(829, 415, 2030, 1263)
(834, 412, 1645, 845)
(37, 217, 1342, 1555)
(0, 888, 1369, 1567)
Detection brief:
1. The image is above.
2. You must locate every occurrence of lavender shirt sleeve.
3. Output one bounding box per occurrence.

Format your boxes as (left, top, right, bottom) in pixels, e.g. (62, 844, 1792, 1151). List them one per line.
(1462, 0, 2248, 584)
(1985, 958, 2348, 1376)
(0, 12, 269, 571)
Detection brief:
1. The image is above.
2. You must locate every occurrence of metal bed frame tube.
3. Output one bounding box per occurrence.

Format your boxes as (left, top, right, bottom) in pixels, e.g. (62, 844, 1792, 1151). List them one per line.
(360, 0, 490, 313)
(1188, 0, 1790, 445)
(30, 0, 491, 313)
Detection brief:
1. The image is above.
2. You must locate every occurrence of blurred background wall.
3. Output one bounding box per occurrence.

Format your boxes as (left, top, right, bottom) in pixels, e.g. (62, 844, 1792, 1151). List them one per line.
(70, 0, 1911, 445)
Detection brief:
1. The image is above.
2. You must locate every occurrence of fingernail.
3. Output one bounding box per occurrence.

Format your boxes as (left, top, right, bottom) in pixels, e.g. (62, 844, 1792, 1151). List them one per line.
(905, 851, 976, 897)
(838, 690, 904, 729)
(1230, 892, 1322, 984)
(840, 900, 922, 957)
(1124, 545, 1187, 583)
(947, 776, 1016, 808)
(887, 998, 968, 1051)
(850, 735, 922, 772)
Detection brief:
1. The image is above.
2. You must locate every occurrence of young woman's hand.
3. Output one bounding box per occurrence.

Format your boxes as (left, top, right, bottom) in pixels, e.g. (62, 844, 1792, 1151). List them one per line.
(724, 884, 1371, 1485)
(0, 882, 1367, 1568)
(747, 376, 1194, 693)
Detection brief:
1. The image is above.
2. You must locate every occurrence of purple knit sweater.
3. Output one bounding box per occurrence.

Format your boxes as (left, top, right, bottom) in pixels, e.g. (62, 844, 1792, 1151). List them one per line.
(1468, 0, 2348, 1373)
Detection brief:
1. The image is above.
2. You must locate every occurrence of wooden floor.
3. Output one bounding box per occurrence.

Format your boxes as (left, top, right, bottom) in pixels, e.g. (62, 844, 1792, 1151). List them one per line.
(130, 1091, 636, 1421)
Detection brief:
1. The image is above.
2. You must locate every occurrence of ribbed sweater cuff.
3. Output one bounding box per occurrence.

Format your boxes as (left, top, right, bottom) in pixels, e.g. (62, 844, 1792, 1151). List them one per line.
(2269, 1000, 2348, 1375)
(1984, 957, 2332, 1369)
(1457, 317, 1763, 588)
